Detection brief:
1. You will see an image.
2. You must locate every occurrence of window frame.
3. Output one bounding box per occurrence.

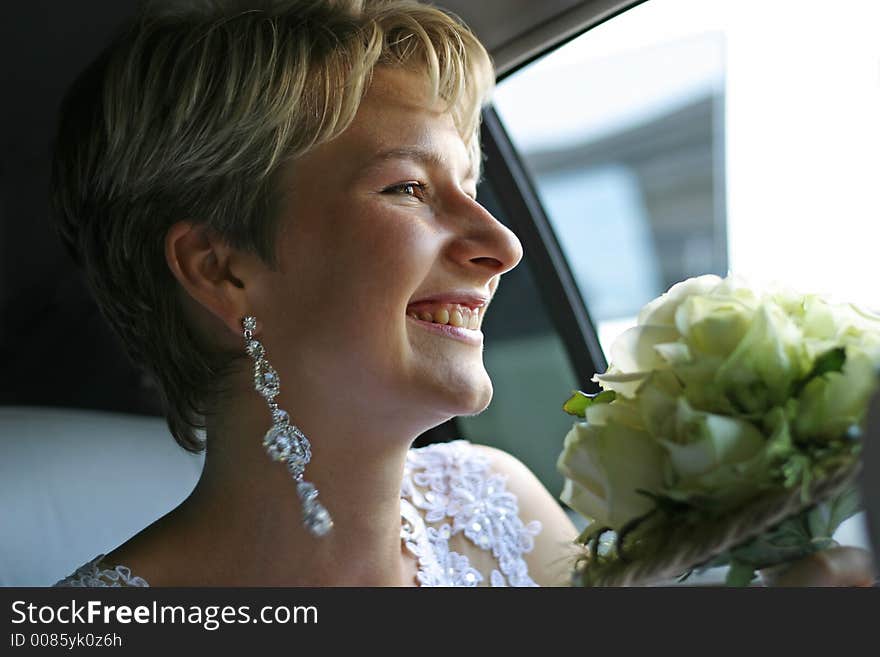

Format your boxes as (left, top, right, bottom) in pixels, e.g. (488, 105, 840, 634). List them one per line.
(480, 106, 607, 388)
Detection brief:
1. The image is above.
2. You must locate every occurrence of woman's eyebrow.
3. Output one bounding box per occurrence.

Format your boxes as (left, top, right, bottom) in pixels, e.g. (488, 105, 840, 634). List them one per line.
(363, 146, 477, 183)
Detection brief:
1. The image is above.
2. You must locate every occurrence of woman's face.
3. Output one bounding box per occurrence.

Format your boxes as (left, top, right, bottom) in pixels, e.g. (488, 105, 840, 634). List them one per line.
(250, 67, 522, 432)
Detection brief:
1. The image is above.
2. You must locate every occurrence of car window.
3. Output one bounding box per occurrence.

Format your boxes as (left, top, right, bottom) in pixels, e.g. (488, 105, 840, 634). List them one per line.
(493, 0, 880, 359)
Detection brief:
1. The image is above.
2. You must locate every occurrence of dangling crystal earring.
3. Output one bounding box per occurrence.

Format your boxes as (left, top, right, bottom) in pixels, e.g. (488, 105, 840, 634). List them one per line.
(241, 316, 333, 537)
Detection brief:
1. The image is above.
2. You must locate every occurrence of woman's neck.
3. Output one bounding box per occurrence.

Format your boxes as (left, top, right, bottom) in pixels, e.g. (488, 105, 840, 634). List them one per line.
(110, 387, 424, 586)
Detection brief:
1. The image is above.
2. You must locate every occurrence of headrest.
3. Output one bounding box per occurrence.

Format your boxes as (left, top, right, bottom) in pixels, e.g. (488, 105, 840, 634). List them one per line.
(0, 406, 203, 586)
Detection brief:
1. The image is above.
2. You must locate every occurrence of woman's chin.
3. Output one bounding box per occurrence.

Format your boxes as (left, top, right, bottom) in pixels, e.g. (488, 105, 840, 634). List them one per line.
(399, 358, 495, 419)
(434, 371, 494, 418)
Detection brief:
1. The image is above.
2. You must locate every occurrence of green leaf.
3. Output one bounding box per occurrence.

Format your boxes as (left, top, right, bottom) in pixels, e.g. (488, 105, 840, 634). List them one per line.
(724, 514, 816, 570)
(792, 347, 846, 396)
(562, 390, 616, 418)
(810, 537, 837, 551)
(806, 505, 833, 540)
(811, 348, 847, 378)
(726, 561, 757, 586)
(826, 486, 861, 535)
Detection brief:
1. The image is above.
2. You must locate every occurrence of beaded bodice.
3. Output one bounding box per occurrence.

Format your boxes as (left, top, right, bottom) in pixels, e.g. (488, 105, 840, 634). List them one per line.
(55, 440, 542, 587)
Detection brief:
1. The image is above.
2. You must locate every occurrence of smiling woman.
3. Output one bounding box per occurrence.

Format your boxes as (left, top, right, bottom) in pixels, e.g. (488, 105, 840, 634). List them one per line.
(41, 0, 871, 590)
(50, 0, 578, 587)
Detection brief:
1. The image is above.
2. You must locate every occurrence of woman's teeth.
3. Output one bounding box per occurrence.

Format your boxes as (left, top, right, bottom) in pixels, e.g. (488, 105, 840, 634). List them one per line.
(407, 303, 483, 330)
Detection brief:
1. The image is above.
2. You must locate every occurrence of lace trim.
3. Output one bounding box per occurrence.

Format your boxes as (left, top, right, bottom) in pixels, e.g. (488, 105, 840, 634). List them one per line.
(401, 440, 542, 587)
(54, 440, 542, 588)
(54, 554, 149, 587)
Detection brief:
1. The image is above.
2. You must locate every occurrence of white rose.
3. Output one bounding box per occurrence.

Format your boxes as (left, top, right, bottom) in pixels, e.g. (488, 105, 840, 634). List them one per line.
(557, 419, 665, 530)
(592, 324, 680, 397)
(636, 274, 723, 327)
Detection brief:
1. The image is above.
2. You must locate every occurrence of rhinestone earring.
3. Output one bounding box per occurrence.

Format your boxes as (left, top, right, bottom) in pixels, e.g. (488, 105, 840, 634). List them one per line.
(242, 316, 333, 537)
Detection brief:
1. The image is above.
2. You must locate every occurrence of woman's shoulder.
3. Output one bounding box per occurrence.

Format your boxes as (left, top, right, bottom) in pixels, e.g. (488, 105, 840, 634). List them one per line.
(54, 554, 150, 587)
(468, 444, 582, 585)
(53, 508, 191, 588)
(403, 440, 579, 586)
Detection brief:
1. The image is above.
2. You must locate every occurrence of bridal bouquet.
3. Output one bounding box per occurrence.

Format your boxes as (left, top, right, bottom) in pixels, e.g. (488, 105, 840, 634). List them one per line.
(557, 274, 880, 586)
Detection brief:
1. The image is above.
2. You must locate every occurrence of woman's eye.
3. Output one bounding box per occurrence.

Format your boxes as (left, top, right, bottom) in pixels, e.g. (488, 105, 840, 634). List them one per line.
(384, 182, 425, 200)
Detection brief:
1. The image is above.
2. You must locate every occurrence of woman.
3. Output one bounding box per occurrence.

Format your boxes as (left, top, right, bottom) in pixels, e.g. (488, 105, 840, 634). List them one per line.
(52, 0, 872, 587)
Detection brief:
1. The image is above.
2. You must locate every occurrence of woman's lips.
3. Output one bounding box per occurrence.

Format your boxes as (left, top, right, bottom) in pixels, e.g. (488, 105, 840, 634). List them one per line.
(406, 314, 483, 346)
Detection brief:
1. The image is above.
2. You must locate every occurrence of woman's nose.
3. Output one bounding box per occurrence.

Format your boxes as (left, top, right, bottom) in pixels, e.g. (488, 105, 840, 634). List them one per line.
(446, 194, 524, 276)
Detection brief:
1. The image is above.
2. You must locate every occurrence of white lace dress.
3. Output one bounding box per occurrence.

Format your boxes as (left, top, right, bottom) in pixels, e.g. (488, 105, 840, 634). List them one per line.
(55, 440, 543, 587)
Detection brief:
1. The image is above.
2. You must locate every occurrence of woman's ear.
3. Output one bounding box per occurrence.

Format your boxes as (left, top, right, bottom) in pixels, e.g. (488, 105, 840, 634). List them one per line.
(165, 221, 255, 338)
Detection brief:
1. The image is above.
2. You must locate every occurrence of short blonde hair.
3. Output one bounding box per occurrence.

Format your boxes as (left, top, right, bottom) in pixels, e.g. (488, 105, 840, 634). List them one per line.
(51, 0, 494, 451)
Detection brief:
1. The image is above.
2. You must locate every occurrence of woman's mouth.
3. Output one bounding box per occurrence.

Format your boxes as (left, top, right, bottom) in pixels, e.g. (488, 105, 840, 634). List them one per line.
(406, 302, 484, 346)
(406, 302, 483, 329)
